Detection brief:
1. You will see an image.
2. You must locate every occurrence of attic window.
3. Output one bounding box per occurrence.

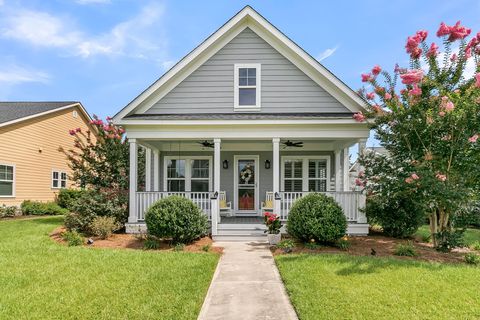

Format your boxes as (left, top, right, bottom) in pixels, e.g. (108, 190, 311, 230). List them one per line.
(234, 64, 261, 111)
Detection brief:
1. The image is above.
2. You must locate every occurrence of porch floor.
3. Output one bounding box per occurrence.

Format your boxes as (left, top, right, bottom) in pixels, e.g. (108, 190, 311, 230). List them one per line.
(220, 217, 264, 224)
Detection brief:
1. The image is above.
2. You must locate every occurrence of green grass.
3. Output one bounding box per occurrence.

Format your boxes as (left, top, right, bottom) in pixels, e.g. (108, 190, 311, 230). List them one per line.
(276, 254, 480, 320)
(0, 216, 219, 320)
(416, 225, 480, 245)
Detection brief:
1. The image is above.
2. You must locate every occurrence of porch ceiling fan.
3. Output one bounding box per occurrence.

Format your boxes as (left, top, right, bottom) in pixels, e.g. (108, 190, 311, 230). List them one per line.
(197, 140, 214, 148)
(281, 140, 303, 148)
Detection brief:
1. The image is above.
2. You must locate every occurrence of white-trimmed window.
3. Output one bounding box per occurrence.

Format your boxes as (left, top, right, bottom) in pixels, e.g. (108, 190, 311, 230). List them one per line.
(234, 64, 261, 110)
(281, 156, 330, 192)
(0, 164, 15, 197)
(164, 157, 212, 192)
(52, 170, 67, 189)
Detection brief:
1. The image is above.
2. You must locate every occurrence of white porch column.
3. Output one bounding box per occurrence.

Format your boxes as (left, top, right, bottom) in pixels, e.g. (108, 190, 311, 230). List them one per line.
(145, 148, 152, 191)
(153, 149, 159, 191)
(343, 147, 350, 191)
(357, 139, 368, 223)
(212, 139, 221, 235)
(334, 150, 341, 191)
(128, 139, 138, 223)
(272, 138, 281, 216)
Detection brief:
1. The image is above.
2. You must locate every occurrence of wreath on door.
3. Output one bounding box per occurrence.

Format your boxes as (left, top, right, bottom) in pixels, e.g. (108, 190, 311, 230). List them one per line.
(240, 165, 253, 184)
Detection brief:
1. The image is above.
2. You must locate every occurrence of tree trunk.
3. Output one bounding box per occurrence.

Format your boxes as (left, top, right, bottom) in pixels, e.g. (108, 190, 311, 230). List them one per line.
(429, 207, 451, 249)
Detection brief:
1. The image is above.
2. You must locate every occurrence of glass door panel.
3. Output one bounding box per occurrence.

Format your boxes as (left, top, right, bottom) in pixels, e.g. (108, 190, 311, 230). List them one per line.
(236, 158, 257, 213)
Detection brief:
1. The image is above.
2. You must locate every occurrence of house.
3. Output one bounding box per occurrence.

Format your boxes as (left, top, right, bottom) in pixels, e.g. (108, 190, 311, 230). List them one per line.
(0, 102, 92, 206)
(113, 6, 370, 239)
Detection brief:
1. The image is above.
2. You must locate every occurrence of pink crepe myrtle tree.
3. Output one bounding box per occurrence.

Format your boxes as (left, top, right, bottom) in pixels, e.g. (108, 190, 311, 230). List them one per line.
(356, 21, 480, 249)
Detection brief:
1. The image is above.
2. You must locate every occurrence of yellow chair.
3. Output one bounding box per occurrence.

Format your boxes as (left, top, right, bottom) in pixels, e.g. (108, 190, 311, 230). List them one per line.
(261, 192, 274, 213)
(219, 191, 233, 217)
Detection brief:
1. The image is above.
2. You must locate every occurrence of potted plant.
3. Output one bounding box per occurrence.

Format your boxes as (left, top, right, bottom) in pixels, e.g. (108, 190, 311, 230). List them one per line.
(264, 212, 281, 245)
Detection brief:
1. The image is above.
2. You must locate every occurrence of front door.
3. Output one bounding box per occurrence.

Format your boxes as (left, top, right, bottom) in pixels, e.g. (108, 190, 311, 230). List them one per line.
(234, 156, 259, 215)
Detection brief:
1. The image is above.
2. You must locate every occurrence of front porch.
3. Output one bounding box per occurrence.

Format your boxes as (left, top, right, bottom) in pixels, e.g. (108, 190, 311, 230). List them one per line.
(126, 138, 369, 236)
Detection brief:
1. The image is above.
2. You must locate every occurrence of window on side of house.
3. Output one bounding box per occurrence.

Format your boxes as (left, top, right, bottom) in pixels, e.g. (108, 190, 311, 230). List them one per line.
(52, 170, 67, 189)
(282, 157, 330, 192)
(165, 157, 212, 192)
(0, 164, 14, 197)
(234, 64, 261, 110)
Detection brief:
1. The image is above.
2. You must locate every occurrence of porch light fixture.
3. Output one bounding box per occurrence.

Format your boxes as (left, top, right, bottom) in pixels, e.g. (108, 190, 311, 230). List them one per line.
(264, 160, 271, 169)
(223, 160, 229, 169)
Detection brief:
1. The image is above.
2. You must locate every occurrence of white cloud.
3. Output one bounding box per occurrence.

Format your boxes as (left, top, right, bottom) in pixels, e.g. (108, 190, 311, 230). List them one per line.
(0, 3, 167, 59)
(0, 64, 50, 85)
(75, 0, 111, 4)
(317, 46, 338, 62)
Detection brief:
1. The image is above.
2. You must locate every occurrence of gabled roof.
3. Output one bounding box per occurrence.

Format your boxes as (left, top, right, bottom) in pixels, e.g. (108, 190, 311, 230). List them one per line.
(0, 101, 91, 128)
(113, 6, 367, 122)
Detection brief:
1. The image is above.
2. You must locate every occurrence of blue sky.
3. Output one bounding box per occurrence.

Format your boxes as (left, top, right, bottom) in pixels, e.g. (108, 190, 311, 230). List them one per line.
(0, 0, 478, 132)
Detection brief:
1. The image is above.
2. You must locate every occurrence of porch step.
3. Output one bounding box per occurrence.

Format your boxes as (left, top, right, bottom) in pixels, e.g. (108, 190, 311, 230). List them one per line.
(212, 234, 267, 242)
(215, 223, 267, 240)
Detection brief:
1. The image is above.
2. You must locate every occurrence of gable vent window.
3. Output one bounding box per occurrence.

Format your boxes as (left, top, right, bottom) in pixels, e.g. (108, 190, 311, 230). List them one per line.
(234, 64, 261, 111)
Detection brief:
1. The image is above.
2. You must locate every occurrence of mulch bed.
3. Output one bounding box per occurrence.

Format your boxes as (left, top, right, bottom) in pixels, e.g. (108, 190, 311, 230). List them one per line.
(272, 231, 474, 265)
(50, 226, 222, 254)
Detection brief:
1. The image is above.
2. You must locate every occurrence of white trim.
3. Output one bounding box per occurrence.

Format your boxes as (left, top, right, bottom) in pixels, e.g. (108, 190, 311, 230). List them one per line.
(163, 156, 213, 192)
(51, 169, 67, 189)
(112, 6, 366, 121)
(0, 103, 92, 128)
(233, 155, 260, 215)
(0, 163, 15, 198)
(117, 119, 363, 126)
(334, 150, 341, 191)
(145, 148, 152, 191)
(128, 139, 138, 223)
(281, 155, 331, 192)
(234, 63, 261, 111)
(153, 149, 160, 191)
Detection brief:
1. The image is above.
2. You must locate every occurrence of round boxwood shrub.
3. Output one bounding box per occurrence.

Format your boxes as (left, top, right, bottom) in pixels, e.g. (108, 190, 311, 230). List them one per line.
(287, 193, 347, 243)
(145, 195, 208, 244)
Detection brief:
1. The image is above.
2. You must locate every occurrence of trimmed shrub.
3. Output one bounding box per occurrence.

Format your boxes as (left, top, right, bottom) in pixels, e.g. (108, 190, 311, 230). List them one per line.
(145, 196, 208, 244)
(394, 241, 417, 256)
(0, 205, 17, 217)
(56, 189, 85, 211)
(65, 190, 127, 233)
(365, 194, 424, 238)
(62, 230, 84, 246)
(20, 200, 68, 216)
(287, 193, 347, 244)
(89, 216, 121, 239)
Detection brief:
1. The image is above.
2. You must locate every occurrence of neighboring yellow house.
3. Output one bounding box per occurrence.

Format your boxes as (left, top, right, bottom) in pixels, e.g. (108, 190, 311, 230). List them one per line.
(0, 102, 93, 206)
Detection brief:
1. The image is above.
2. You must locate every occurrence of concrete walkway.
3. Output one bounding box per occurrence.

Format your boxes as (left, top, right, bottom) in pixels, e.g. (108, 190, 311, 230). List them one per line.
(198, 241, 298, 320)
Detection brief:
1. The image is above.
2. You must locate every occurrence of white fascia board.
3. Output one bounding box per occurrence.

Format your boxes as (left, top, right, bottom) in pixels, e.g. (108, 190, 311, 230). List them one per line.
(116, 118, 362, 126)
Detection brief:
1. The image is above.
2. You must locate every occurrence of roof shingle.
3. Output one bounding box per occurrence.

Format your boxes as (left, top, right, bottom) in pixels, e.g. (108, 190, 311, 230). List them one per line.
(0, 101, 79, 125)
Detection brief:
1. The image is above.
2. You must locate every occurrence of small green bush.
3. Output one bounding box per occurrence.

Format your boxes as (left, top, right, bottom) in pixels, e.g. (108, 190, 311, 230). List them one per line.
(56, 189, 85, 211)
(201, 244, 210, 252)
(394, 241, 417, 257)
(304, 242, 322, 250)
(145, 196, 208, 244)
(365, 194, 424, 238)
(173, 243, 185, 251)
(0, 205, 17, 217)
(470, 241, 480, 251)
(277, 239, 295, 253)
(287, 193, 347, 244)
(336, 238, 351, 251)
(89, 216, 121, 239)
(143, 236, 160, 250)
(20, 200, 68, 216)
(62, 230, 84, 246)
(465, 253, 480, 265)
(434, 229, 465, 253)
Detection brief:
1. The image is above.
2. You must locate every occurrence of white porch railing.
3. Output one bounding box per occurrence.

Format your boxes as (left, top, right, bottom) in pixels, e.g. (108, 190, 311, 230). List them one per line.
(279, 191, 363, 222)
(135, 192, 212, 221)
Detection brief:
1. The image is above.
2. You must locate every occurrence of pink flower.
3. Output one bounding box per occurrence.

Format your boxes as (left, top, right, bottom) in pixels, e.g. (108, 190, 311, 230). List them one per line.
(366, 92, 375, 100)
(411, 173, 420, 180)
(400, 69, 424, 85)
(465, 47, 472, 59)
(405, 177, 414, 184)
(355, 178, 365, 187)
(438, 111, 446, 117)
(468, 134, 479, 143)
(437, 22, 451, 37)
(448, 21, 471, 41)
(372, 65, 382, 76)
(416, 30, 428, 42)
(409, 84, 422, 96)
(450, 53, 457, 61)
(374, 86, 385, 95)
(436, 173, 447, 182)
(440, 96, 455, 113)
(361, 73, 373, 82)
(475, 73, 480, 88)
(75, 128, 81, 133)
(68, 129, 76, 136)
(106, 116, 112, 121)
(372, 104, 382, 113)
(384, 92, 392, 100)
(441, 134, 451, 141)
(353, 112, 366, 122)
(427, 43, 439, 58)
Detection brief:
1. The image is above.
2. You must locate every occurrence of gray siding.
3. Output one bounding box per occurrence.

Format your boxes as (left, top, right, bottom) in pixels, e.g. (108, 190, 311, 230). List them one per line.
(145, 28, 349, 114)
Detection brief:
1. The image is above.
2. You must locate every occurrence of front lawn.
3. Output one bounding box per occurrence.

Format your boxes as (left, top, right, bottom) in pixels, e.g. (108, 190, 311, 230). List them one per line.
(276, 254, 480, 320)
(416, 225, 480, 245)
(0, 216, 219, 319)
